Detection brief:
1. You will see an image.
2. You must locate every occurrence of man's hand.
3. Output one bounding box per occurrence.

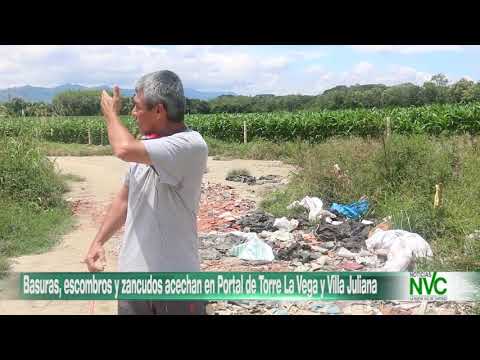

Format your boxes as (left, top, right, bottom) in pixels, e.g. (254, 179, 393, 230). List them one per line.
(101, 86, 122, 119)
(84, 241, 107, 272)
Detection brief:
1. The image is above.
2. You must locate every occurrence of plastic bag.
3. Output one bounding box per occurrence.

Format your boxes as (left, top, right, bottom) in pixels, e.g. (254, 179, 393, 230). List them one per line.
(330, 199, 369, 219)
(287, 196, 325, 222)
(365, 229, 433, 271)
(229, 233, 275, 261)
(273, 217, 299, 232)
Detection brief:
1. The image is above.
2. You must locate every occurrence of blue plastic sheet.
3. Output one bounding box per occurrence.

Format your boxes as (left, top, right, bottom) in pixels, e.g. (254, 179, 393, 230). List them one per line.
(330, 199, 369, 220)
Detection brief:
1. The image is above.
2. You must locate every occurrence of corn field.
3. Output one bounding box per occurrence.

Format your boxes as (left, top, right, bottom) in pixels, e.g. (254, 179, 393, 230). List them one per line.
(1, 103, 480, 144)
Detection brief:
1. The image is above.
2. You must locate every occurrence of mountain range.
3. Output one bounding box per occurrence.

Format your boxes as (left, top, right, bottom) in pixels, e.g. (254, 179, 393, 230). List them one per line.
(0, 84, 236, 102)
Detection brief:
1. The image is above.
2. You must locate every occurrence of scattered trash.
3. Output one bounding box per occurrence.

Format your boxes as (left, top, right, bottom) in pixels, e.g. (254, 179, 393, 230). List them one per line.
(225, 174, 282, 186)
(287, 196, 332, 222)
(274, 217, 299, 232)
(337, 247, 356, 259)
(330, 199, 369, 220)
(199, 232, 247, 260)
(235, 209, 277, 233)
(464, 230, 480, 255)
(326, 217, 343, 225)
(271, 230, 294, 242)
(226, 174, 257, 185)
(315, 255, 328, 266)
(229, 233, 275, 262)
(326, 304, 341, 315)
(302, 233, 317, 242)
(323, 241, 336, 249)
(315, 221, 372, 251)
(343, 304, 377, 315)
(195, 177, 470, 315)
(368, 217, 393, 237)
(256, 175, 282, 185)
(310, 245, 329, 254)
(365, 229, 433, 271)
(354, 254, 378, 267)
(271, 308, 289, 315)
(337, 261, 364, 271)
(276, 242, 319, 263)
(309, 303, 326, 312)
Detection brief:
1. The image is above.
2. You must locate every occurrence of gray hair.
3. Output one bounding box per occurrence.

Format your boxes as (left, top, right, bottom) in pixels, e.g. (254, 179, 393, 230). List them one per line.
(135, 70, 185, 123)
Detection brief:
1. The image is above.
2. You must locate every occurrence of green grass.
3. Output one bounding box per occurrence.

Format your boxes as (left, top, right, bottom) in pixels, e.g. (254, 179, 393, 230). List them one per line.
(0, 136, 74, 278)
(60, 173, 86, 182)
(0, 198, 73, 268)
(40, 141, 113, 156)
(206, 137, 309, 164)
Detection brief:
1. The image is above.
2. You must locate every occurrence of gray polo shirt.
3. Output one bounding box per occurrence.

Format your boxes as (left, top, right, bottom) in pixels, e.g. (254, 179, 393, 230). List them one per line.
(118, 129, 208, 272)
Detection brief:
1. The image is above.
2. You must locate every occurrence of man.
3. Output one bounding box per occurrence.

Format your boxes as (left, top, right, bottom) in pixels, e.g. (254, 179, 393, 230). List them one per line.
(84, 70, 208, 315)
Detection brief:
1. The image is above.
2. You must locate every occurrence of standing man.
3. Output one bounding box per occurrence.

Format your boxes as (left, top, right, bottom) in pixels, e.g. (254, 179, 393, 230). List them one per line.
(84, 70, 208, 315)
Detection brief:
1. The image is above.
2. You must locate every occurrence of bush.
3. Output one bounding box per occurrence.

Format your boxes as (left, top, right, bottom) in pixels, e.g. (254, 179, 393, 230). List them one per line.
(0, 137, 66, 208)
(0, 136, 73, 276)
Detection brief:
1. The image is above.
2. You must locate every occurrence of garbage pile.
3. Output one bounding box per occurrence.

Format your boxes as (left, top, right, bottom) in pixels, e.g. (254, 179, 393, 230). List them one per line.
(225, 174, 283, 186)
(199, 191, 434, 273)
(206, 299, 474, 315)
(196, 184, 453, 315)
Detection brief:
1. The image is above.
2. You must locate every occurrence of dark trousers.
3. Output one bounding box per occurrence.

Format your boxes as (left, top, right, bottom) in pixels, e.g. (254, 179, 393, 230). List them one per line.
(118, 300, 207, 315)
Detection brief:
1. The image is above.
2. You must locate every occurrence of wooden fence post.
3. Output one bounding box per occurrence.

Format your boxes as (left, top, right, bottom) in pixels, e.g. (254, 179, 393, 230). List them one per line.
(385, 117, 391, 140)
(88, 128, 91, 145)
(434, 183, 443, 209)
(243, 120, 247, 144)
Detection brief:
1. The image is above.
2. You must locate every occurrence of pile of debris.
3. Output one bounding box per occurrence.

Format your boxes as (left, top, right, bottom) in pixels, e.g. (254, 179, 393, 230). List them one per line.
(225, 174, 283, 186)
(197, 182, 256, 233)
(198, 193, 434, 273)
(206, 300, 475, 315)
(194, 169, 469, 315)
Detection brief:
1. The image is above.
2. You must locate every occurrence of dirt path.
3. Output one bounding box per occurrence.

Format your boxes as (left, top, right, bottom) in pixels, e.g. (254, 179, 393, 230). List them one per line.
(0, 156, 294, 315)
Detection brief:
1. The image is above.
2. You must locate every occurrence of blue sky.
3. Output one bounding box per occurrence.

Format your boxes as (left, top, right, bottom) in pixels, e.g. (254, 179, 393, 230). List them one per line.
(0, 45, 478, 95)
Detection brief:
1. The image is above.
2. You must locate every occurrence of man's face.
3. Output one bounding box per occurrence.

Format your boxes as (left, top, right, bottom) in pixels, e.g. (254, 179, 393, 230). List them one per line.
(131, 91, 166, 134)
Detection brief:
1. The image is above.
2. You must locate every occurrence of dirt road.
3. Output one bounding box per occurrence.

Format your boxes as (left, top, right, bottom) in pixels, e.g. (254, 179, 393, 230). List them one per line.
(0, 156, 293, 315)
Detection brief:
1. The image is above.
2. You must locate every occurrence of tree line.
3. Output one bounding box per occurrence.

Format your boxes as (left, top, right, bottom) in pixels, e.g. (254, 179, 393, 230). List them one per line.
(1, 74, 479, 117)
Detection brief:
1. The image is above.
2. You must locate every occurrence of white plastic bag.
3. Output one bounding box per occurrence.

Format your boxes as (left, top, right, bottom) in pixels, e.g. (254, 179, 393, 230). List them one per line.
(229, 233, 275, 261)
(273, 217, 299, 232)
(287, 196, 329, 222)
(365, 229, 433, 271)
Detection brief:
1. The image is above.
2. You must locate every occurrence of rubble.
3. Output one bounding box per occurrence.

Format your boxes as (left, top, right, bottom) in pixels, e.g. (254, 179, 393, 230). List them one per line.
(197, 183, 256, 233)
(225, 174, 257, 185)
(235, 209, 277, 233)
(195, 178, 474, 316)
(273, 217, 299, 232)
(315, 221, 372, 251)
(225, 174, 283, 186)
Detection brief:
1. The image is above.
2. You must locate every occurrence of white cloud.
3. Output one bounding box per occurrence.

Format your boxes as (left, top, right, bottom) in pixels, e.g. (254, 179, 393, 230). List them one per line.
(0, 45, 475, 96)
(351, 45, 464, 54)
(0, 45, 304, 94)
(352, 61, 374, 74)
(302, 62, 434, 94)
